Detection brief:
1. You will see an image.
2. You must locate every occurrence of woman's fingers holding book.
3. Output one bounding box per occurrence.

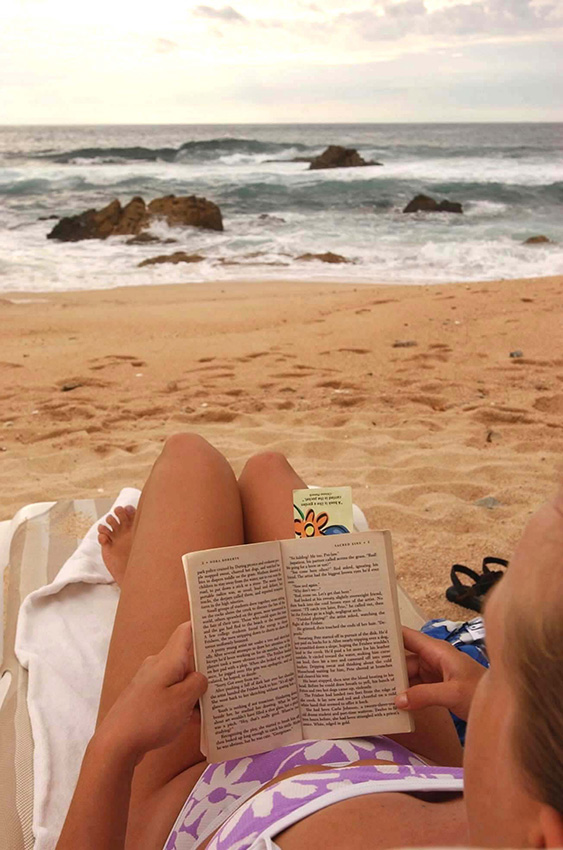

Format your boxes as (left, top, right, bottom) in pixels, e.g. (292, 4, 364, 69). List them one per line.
(397, 627, 486, 720)
(155, 621, 197, 685)
(96, 623, 208, 760)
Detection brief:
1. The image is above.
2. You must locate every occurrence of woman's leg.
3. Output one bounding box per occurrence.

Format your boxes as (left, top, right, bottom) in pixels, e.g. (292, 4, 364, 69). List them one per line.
(238, 451, 462, 766)
(238, 451, 306, 543)
(97, 433, 244, 806)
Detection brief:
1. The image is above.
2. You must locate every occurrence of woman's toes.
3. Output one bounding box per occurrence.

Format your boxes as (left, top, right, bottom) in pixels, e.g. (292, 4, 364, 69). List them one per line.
(114, 505, 136, 526)
(114, 506, 127, 523)
(105, 514, 119, 532)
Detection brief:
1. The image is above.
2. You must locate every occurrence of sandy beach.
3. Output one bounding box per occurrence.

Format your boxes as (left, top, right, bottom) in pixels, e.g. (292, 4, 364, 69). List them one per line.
(2, 275, 562, 618)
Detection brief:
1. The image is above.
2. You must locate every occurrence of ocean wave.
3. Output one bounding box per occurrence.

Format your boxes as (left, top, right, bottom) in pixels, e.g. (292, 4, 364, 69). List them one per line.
(176, 137, 310, 161)
(33, 137, 312, 166)
(45, 146, 179, 164)
(0, 175, 96, 196)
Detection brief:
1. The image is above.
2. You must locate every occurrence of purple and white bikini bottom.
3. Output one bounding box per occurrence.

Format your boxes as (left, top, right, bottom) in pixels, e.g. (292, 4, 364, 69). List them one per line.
(163, 736, 464, 850)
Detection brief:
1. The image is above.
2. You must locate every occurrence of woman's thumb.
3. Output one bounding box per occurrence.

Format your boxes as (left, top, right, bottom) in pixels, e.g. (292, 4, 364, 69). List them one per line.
(395, 680, 462, 713)
(177, 671, 208, 704)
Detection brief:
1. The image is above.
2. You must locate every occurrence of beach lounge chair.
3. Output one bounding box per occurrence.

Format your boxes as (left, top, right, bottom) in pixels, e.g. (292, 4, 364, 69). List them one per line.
(0, 497, 425, 850)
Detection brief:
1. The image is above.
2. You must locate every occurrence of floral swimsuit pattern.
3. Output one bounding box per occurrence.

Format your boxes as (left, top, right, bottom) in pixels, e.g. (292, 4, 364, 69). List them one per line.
(163, 736, 464, 850)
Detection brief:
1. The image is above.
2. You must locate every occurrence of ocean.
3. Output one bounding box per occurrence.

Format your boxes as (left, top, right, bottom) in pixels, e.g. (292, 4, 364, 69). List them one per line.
(0, 123, 562, 292)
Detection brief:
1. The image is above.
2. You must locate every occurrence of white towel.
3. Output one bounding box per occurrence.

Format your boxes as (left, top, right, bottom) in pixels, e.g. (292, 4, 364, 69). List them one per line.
(14, 488, 141, 850)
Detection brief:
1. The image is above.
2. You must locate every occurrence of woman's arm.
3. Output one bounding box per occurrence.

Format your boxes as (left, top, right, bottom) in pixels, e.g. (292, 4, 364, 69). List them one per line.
(56, 730, 137, 850)
(56, 622, 207, 850)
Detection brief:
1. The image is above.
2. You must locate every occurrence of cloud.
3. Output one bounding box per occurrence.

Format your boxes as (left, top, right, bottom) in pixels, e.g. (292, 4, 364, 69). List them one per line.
(154, 37, 179, 53)
(337, 0, 561, 41)
(193, 4, 247, 22)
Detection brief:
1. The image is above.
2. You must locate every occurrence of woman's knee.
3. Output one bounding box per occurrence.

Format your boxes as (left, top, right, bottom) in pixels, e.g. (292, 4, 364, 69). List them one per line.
(239, 451, 292, 486)
(157, 433, 229, 477)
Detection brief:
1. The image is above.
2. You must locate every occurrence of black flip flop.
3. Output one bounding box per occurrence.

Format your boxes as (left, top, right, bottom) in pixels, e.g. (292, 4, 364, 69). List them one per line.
(446, 557, 508, 612)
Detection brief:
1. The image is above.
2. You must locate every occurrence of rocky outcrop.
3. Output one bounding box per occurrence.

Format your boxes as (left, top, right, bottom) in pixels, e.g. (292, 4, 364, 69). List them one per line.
(125, 233, 178, 245)
(138, 252, 205, 268)
(258, 213, 286, 225)
(147, 195, 223, 231)
(403, 194, 463, 214)
(47, 195, 223, 241)
(309, 146, 381, 170)
(298, 251, 351, 264)
(523, 235, 551, 245)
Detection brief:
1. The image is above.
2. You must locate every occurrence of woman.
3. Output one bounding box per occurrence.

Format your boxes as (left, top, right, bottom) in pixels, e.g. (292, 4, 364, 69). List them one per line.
(56, 434, 563, 849)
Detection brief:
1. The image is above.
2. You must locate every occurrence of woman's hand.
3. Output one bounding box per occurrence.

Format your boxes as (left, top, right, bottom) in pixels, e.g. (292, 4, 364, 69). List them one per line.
(395, 626, 486, 721)
(97, 621, 208, 762)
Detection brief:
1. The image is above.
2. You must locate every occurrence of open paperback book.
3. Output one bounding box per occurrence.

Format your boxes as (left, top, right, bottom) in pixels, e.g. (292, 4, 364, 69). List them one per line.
(183, 530, 414, 763)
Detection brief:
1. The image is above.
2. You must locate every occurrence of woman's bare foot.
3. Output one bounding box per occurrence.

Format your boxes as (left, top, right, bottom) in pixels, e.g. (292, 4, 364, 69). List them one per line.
(98, 505, 136, 586)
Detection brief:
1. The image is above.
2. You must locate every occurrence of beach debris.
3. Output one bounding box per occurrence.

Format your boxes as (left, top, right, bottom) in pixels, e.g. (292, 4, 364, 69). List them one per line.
(309, 146, 382, 170)
(0, 446, 7, 452)
(297, 251, 351, 264)
(61, 381, 83, 392)
(47, 195, 223, 242)
(509, 350, 524, 358)
(392, 340, 418, 348)
(486, 430, 501, 443)
(523, 235, 552, 245)
(475, 496, 502, 509)
(403, 194, 463, 214)
(125, 233, 178, 245)
(138, 251, 205, 268)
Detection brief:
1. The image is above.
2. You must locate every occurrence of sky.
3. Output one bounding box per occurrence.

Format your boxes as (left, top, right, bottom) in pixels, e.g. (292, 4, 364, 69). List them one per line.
(2, 0, 563, 123)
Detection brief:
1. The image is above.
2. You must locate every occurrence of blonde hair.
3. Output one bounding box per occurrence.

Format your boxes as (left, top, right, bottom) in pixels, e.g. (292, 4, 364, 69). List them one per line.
(509, 599, 563, 814)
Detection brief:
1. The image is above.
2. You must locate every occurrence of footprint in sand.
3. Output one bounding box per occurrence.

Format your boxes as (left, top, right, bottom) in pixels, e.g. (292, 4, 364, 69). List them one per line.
(316, 379, 360, 390)
(331, 395, 366, 408)
(273, 371, 314, 379)
(193, 409, 239, 423)
(471, 407, 535, 425)
(408, 394, 448, 411)
(337, 348, 371, 355)
(533, 395, 563, 414)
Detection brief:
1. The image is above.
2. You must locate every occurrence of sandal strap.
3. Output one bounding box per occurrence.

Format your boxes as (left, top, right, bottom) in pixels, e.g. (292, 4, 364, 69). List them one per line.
(482, 556, 509, 573)
(450, 563, 481, 590)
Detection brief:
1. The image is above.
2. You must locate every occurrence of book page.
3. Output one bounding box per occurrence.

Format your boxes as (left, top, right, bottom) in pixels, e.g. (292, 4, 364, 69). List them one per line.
(281, 531, 413, 739)
(183, 540, 302, 762)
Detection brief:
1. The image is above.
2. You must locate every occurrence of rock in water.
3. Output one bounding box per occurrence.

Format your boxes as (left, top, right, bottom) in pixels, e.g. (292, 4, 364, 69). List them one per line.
(298, 251, 351, 264)
(523, 235, 551, 245)
(309, 145, 380, 170)
(48, 195, 223, 241)
(138, 252, 205, 268)
(47, 199, 122, 242)
(403, 194, 463, 214)
(147, 195, 223, 231)
(125, 233, 178, 245)
(113, 196, 148, 235)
